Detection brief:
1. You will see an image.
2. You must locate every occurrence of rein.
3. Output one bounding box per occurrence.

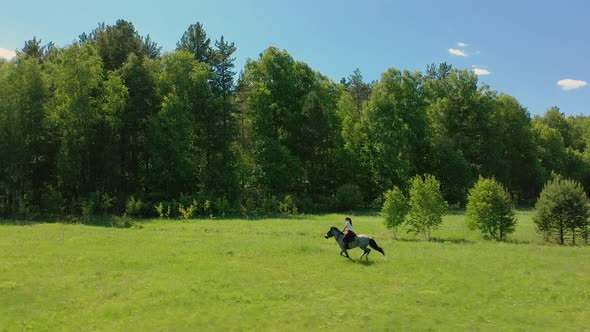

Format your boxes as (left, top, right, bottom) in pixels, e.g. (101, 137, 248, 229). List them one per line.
(332, 229, 344, 239)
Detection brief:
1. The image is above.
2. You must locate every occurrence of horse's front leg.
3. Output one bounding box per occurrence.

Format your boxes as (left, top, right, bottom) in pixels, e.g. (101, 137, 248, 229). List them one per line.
(340, 249, 351, 259)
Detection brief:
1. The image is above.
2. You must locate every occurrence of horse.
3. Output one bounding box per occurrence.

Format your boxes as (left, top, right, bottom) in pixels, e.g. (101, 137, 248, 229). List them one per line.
(324, 226, 385, 260)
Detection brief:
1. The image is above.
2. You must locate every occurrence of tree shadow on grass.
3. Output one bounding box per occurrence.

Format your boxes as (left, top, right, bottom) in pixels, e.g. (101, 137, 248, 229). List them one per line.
(430, 237, 474, 244)
(391, 237, 475, 245)
(1, 215, 137, 228)
(0, 219, 34, 226)
(446, 208, 466, 216)
(393, 236, 538, 246)
(494, 238, 534, 245)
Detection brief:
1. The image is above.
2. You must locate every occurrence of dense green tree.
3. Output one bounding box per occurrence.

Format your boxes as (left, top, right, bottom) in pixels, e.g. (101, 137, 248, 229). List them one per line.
(210, 36, 236, 96)
(466, 177, 516, 240)
(336, 87, 371, 200)
(536, 107, 573, 147)
(117, 54, 161, 195)
(208, 35, 240, 201)
(492, 94, 543, 201)
(0, 55, 58, 216)
(45, 43, 127, 206)
(345, 68, 372, 113)
(532, 122, 566, 178)
(0, 60, 41, 214)
(18, 37, 55, 63)
(141, 35, 162, 59)
(533, 110, 590, 193)
(177, 22, 211, 63)
(149, 51, 210, 197)
(426, 132, 472, 205)
(5, 21, 590, 218)
(425, 67, 513, 203)
(150, 48, 239, 202)
(567, 115, 590, 152)
(360, 68, 428, 198)
(0, 61, 16, 216)
(382, 186, 408, 238)
(86, 20, 144, 71)
(335, 183, 363, 211)
(427, 70, 496, 176)
(534, 177, 590, 245)
(407, 174, 448, 240)
(239, 47, 342, 202)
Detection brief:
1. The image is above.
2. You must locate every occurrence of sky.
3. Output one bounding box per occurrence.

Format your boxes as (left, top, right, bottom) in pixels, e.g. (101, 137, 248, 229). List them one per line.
(1, 0, 588, 116)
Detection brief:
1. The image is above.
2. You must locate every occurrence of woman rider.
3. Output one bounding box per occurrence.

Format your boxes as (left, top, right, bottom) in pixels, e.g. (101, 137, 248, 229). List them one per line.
(341, 217, 356, 249)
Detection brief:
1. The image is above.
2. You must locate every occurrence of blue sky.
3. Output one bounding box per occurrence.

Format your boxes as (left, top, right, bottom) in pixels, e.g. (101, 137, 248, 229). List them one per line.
(1, 0, 588, 115)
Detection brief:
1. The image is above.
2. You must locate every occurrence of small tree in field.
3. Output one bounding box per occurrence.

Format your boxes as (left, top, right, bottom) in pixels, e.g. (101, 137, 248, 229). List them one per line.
(382, 186, 408, 239)
(466, 177, 516, 241)
(534, 177, 589, 245)
(407, 174, 448, 241)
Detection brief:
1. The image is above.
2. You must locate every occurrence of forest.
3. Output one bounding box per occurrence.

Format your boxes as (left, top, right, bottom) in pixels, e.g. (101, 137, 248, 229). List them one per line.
(1, 19, 589, 218)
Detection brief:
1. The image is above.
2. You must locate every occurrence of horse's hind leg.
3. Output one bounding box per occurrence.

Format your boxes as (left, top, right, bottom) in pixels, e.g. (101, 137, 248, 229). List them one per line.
(360, 248, 371, 260)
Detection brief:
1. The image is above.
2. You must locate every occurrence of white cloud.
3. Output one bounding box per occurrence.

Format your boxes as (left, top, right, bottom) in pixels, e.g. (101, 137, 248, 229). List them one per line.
(457, 42, 467, 47)
(448, 48, 467, 56)
(473, 67, 491, 75)
(557, 79, 587, 91)
(0, 48, 16, 60)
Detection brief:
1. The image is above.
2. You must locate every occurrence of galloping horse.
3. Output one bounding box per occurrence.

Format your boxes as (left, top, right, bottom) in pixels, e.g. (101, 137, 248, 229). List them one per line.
(324, 226, 385, 260)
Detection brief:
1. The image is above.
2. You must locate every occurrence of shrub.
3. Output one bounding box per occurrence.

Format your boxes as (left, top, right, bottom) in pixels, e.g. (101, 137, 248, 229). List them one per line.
(41, 186, 65, 216)
(98, 193, 114, 214)
(534, 177, 590, 245)
(382, 186, 408, 239)
(125, 196, 143, 217)
(204, 199, 212, 217)
(314, 195, 336, 212)
(335, 183, 363, 211)
(371, 196, 385, 210)
(79, 199, 94, 223)
(111, 214, 133, 228)
(240, 188, 261, 215)
(279, 195, 298, 214)
(111, 214, 142, 229)
(242, 197, 258, 216)
(84, 191, 114, 215)
(178, 199, 198, 220)
(214, 197, 231, 216)
(17, 197, 39, 221)
(407, 174, 448, 241)
(155, 202, 171, 219)
(466, 177, 516, 241)
(294, 194, 314, 214)
(262, 196, 280, 214)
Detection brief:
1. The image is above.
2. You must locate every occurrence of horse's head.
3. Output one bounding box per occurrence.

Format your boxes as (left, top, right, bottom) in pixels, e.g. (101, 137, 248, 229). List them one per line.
(324, 226, 339, 239)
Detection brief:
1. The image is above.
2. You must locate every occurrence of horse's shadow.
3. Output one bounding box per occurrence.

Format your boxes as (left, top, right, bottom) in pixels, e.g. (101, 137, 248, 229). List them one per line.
(351, 259, 375, 266)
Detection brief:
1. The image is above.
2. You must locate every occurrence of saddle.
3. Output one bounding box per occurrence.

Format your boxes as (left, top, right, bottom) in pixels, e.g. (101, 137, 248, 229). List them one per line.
(343, 231, 357, 243)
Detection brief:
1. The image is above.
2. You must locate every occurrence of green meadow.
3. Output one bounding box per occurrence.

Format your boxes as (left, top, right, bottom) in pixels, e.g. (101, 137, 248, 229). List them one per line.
(1, 211, 589, 331)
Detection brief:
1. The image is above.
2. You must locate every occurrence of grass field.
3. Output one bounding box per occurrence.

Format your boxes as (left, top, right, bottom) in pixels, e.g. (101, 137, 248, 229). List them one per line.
(1, 211, 589, 331)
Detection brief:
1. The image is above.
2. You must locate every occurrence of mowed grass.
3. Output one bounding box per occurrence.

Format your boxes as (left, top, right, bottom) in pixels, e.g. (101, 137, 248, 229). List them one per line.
(1, 211, 589, 331)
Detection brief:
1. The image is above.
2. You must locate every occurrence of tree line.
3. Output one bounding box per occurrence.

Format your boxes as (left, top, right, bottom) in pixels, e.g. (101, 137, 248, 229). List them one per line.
(1, 19, 590, 219)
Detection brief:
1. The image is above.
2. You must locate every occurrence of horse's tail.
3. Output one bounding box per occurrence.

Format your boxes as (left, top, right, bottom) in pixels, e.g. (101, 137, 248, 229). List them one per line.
(369, 238, 385, 256)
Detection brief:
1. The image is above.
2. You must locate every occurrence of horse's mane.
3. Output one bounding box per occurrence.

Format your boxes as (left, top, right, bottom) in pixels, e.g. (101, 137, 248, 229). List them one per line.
(330, 226, 342, 233)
